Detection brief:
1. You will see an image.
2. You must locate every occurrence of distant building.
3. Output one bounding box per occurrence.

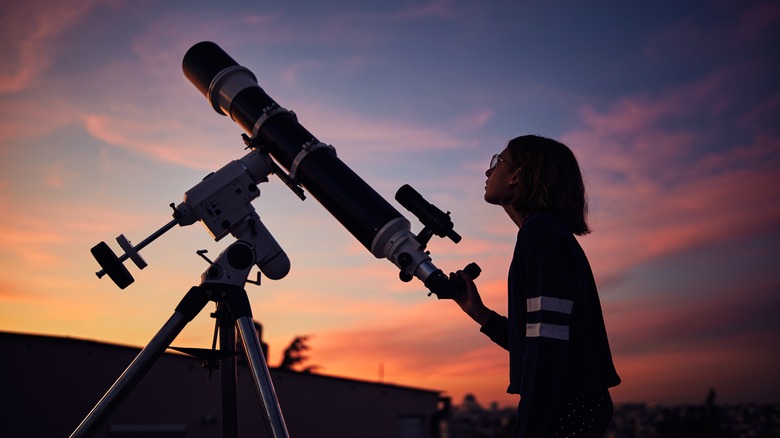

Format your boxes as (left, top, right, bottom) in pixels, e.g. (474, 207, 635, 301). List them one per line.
(0, 331, 443, 438)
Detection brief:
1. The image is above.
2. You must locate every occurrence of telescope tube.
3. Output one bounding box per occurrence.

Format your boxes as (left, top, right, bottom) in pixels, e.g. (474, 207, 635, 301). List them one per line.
(182, 42, 457, 296)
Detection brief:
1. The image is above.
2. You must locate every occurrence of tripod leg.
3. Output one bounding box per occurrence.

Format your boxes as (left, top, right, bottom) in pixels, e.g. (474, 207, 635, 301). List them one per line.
(236, 315, 290, 438)
(70, 287, 210, 438)
(218, 303, 239, 438)
(220, 285, 289, 437)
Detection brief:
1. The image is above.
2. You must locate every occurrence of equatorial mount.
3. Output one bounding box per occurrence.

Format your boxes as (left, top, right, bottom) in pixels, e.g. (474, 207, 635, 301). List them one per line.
(91, 149, 291, 289)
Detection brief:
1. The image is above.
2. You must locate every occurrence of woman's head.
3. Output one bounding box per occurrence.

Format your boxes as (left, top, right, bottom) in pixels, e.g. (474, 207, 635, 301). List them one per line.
(486, 135, 591, 235)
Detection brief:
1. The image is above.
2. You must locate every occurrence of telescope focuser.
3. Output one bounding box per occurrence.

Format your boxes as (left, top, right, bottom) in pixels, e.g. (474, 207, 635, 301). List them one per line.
(424, 262, 482, 300)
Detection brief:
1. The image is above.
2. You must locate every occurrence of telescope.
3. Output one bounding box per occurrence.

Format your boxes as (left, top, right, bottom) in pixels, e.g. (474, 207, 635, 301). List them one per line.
(183, 41, 478, 298)
(73, 42, 480, 438)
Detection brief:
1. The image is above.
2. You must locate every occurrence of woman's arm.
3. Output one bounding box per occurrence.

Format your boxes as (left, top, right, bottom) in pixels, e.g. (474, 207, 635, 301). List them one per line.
(455, 272, 510, 350)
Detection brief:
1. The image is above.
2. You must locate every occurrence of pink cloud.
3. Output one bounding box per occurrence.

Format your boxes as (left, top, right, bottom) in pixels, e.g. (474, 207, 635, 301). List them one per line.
(42, 161, 81, 188)
(606, 276, 778, 350)
(0, 0, 103, 94)
(584, 165, 780, 274)
(390, 0, 461, 21)
(0, 210, 70, 266)
(0, 281, 41, 303)
(452, 108, 495, 132)
(82, 113, 235, 171)
(0, 90, 85, 148)
(0, 178, 158, 268)
(563, 62, 780, 277)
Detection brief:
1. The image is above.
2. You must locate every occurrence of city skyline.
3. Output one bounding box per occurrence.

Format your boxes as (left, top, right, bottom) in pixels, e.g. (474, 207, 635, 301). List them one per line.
(1, 0, 779, 407)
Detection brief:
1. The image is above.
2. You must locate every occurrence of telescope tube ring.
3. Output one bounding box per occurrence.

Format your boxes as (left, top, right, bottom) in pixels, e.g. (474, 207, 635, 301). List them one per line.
(251, 104, 295, 139)
(289, 140, 336, 180)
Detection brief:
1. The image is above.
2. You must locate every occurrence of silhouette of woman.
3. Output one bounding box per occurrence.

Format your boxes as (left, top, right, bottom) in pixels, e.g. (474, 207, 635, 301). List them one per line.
(455, 135, 621, 437)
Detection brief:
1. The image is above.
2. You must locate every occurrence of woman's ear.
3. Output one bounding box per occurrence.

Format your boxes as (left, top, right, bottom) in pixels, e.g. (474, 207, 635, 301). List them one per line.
(509, 169, 521, 185)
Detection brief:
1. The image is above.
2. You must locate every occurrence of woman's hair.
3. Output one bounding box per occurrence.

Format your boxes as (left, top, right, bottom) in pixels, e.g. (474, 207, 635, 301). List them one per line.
(505, 135, 591, 235)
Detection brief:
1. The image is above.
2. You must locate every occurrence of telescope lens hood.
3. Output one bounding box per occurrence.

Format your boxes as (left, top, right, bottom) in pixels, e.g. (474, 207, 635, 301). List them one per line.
(183, 41, 241, 98)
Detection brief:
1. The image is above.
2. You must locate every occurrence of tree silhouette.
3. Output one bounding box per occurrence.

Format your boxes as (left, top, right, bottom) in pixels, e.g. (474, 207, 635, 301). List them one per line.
(278, 335, 321, 373)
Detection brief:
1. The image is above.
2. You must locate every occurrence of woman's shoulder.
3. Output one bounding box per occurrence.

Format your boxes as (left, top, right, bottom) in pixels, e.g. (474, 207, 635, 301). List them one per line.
(522, 211, 570, 235)
(519, 211, 583, 258)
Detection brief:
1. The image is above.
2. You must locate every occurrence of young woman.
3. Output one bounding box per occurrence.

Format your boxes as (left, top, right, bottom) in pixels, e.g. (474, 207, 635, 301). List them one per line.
(455, 135, 621, 437)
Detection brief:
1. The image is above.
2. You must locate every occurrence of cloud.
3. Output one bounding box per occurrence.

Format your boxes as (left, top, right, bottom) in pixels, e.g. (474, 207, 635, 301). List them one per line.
(82, 112, 234, 171)
(280, 100, 485, 160)
(606, 275, 779, 352)
(0, 214, 69, 266)
(564, 61, 780, 277)
(385, 0, 462, 21)
(77, 80, 483, 172)
(42, 161, 81, 188)
(0, 0, 103, 94)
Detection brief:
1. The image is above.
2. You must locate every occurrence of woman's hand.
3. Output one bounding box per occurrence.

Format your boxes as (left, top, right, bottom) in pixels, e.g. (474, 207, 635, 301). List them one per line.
(454, 270, 492, 326)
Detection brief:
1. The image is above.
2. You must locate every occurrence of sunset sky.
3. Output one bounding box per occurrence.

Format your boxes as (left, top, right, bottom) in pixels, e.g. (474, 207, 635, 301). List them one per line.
(1, 0, 779, 408)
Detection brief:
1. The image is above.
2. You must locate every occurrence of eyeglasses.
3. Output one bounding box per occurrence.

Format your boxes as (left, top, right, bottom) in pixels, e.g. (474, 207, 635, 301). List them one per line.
(489, 154, 517, 170)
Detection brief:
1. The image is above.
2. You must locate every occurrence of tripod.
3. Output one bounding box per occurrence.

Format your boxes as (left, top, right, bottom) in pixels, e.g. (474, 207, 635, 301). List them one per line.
(70, 240, 290, 438)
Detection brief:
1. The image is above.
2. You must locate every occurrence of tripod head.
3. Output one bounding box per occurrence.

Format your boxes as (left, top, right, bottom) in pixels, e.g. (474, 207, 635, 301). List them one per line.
(92, 149, 290, 289)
